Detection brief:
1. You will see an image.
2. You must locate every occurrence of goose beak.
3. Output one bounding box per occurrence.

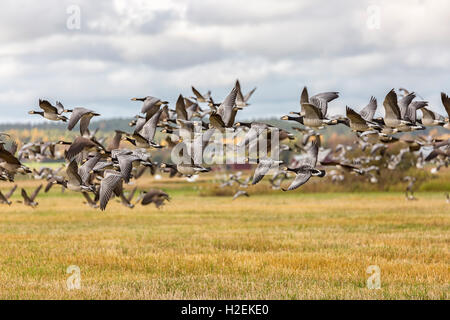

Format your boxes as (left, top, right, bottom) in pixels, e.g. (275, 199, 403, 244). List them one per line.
(131, 98, 138, 101)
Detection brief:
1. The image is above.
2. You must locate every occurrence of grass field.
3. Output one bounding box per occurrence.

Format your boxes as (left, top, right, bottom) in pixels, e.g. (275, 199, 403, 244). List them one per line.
(0, 177, 448, 299)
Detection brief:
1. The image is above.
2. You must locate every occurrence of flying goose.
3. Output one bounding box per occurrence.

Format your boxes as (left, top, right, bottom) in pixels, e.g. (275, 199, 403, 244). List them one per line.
(420, 108, 446, 127)
(382, 89, 414, 129)
(291, 87, 339, 119)
(0, 184, 17, 205)
(66, 160, 96, 193)
(251, 158, 284, 185)
(282, 141, 325, 191)
(99, 169, 124, 210)
(302, 103, 337, 128)
(64, 136, 105, 161)
(216, 84, 238, 127)
(67, 107, 101, 137)
(20, 185, 43, 208)
(235, 80, 256, 108)
(346, 106, 377, 132)
(232, 190, 249, 200)
(0, 147, 31, 180)
(441, 92, 450, 129)
(124, 108, 164, 149)
(28, 99, 69, 122)
(137, 189, 170, 208)
(191, 86, 211, 103)
(132, 96, 168, 115)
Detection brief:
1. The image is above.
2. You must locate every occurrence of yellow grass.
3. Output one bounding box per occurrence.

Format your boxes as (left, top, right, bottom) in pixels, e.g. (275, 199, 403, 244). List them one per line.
(0, 177, 448, 299)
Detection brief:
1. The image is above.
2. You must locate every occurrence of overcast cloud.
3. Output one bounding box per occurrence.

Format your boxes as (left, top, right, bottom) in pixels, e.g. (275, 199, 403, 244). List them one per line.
(1, 0, 449, 122)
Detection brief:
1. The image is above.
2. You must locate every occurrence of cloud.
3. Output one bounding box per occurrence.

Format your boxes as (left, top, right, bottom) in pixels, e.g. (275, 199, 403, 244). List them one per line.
(0, 0, 449, 122)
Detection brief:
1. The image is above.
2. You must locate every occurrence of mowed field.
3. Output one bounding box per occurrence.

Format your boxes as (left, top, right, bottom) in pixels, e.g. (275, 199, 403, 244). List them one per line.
(0, 176, 448, 300)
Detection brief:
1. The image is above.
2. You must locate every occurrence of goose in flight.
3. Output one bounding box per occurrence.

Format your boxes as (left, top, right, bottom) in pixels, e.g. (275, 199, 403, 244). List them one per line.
(29, 99, 69, 122)
(282, 141, 325, 191)
(232, 190, 249, 200)
(19, 185, 43, 208)
(251, 158, 284, 185)
(67, 107, 101, 137)
(99, 169, 124, 211)
(302, 103, 337, 128)
(345, 101, 381, 133)
(0, 146, 31, 180)
(441, 92, 450, 129)
(65, 160, 96, 193)
(0, 184, 17, 205)
(216, 84, 239, 127)
(137, 189, 170, 208)
(132, 96, 168, 115)
(124, 107, 164, 149)
(235, 79, 256, 108)
(420, 108, 447, 127)
(191, 86, 211, 103)
(382, 89, 416, 129)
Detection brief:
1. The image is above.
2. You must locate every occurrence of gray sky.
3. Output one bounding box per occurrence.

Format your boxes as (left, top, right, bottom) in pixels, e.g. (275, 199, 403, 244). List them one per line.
(1, 0, 449, 122)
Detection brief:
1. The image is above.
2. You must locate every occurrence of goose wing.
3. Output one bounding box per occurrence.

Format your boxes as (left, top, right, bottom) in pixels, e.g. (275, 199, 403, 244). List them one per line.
(406, 101, 427, 123)
(55, 101, 65, 114)
(302, 103, 322, 120)
(176, 95, 188, 121)
(191, 86, 205, 101)
(283, 170, 312, 191)
(30, 184, 43, 201)
(141, 108, 163, 143)
(78, 154, 101, 184)
(141, 97, 162, 114)
(117, 154, 140, 183)
(126, 187, 137, 202)
(5, 184, 17, 199)
(383, 89, 401, 120)
(309, 92, 339, 118)
(398, 92, 416, 119)
(21, 188, 31, 203)
(360, 97, 377, 121)
(0, 149, 21, 165)
(301, 140, 319, 167)
(441, 92, 450, 118)
(209, 112, 226, 131)
(0, 191, 9, 203)
(252, 159, 275, 185)
(39, 99, 57, 114)
(244, 87, 257, 102)
(66, 160, 83, 185)
(217, 85, 238, 125)
(99, 171, 123, 210)
(65, 136, 97, 160)
(68, 107, 91, 130)
(346, 106, 367, 126)
(421, 108, 435, 120)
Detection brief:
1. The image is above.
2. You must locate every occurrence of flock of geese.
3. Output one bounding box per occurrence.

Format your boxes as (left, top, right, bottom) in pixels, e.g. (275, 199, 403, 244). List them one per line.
(0, 80, 449, 209)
